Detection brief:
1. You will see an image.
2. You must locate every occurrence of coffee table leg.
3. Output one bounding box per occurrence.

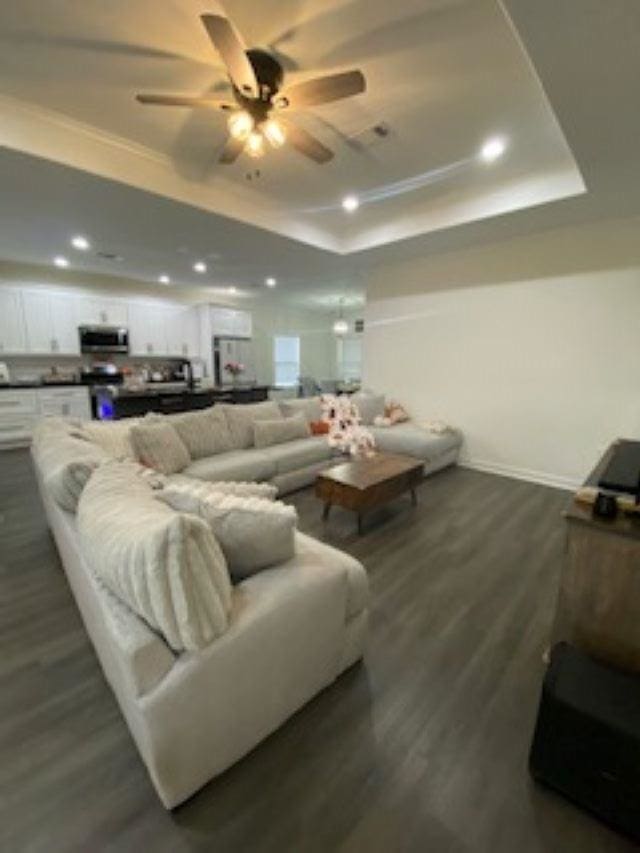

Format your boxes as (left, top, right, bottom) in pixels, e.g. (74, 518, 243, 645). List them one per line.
(410, 487, 418, 507)
(323, 502, 331, 521)
(357, 512, 363, 535)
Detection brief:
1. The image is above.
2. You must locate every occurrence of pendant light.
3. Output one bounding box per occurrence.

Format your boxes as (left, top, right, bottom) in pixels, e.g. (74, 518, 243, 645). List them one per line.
(333, 298, 348, 336)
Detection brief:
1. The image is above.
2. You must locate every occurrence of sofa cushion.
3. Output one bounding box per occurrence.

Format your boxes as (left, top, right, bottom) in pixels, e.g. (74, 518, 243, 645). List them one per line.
(82, 419, 140, 460)
(261, 436, 332, 475)
(369, 423, 462, 461)
(169, 407, 233, 460)
(157, 482, 297, 581)
(130, 421, 191, 474)
(253, 414, 310, 449)
(183, 449, 276, 483)
(31, 419, 111, 512)
(220, 401, 283, 449)
(279, 396, 323, 423)
(352, 392, 386, 425)
(77, 461, 232, 652)
(294, 532, 369, 619)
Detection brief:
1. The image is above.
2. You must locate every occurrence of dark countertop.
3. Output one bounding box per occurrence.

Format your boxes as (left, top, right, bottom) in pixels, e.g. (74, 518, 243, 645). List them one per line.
(565, 440, 640, 540)
(92, 384, 271, 398)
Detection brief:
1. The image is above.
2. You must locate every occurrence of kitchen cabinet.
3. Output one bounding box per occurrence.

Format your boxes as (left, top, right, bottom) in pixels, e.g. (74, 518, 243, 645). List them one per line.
(166, 307, 200, 358)
(22, 291, 80, 355)
(210, 307, 252, 338)
(76, 297, 128, 327)
(0, 289, 27, 354)
(0, 386, 91, 448)
(128, 302, 169, 357)
(38, 386, 90, 419)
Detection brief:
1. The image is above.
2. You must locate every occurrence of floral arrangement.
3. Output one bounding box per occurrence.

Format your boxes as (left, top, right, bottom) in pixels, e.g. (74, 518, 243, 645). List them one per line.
(321, 394, 376, 457)
(224, 361, 244, 377)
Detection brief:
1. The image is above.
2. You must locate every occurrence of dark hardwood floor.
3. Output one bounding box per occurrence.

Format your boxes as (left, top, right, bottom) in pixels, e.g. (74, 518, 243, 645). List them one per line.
(0, 448, 636, 853)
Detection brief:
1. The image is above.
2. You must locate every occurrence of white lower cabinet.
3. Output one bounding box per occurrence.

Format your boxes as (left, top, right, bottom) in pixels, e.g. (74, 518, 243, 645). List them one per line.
(0, 387, 90, 447)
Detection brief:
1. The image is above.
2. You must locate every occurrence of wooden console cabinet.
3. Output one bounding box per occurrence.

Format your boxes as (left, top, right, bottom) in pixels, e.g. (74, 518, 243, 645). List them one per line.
(552, 443, 640, 674)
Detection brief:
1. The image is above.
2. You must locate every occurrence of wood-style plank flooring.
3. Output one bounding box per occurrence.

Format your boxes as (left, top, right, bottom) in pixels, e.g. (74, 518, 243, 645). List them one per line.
(0, 448, 636, 853)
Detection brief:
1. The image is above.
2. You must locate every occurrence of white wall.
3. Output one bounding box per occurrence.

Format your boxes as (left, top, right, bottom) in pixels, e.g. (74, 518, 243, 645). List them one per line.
(248, 301, 337, 387)
(364, 215, 640, 488)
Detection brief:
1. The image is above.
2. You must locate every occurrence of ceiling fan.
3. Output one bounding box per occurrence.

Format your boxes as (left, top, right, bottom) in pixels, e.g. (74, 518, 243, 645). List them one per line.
(136, 13, 366, 165)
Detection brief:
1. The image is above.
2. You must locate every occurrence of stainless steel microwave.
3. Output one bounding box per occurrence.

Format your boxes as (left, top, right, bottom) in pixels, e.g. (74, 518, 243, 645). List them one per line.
(79, 325, 129, 354)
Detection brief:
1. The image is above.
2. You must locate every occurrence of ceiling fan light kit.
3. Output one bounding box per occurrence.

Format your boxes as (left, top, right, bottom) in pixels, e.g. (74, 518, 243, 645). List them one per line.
(135, 13, 366, 166)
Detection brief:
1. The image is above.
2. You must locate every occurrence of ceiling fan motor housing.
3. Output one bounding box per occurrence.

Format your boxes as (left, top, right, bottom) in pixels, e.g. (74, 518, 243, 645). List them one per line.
(246, 49, 283, 100)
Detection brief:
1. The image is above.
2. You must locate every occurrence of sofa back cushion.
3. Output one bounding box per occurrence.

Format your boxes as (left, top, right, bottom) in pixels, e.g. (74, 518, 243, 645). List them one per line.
(77, 461, 232, 652)
(253, 414, 310, 449)
(170, 407, 233, 460)
(130, 421, 191, 474)
(279, 396, 323, 423)
(352, 392, 386, 426)
(156, 480, 297, 581)
(31, 418, 110, 512)
(82, 419, 140, 460)
(221, 401, 283, 449)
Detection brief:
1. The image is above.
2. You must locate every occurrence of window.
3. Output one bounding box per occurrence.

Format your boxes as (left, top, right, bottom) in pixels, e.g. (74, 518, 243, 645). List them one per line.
(274, 335, 300, 387)
(337, 335, 363, 381)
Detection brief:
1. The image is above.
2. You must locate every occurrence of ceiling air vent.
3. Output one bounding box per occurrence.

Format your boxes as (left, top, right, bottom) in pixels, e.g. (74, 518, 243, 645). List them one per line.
(354, 318, 365, 333)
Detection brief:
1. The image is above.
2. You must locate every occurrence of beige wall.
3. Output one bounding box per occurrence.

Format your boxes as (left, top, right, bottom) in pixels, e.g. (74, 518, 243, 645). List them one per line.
(364, 214, 640, 488)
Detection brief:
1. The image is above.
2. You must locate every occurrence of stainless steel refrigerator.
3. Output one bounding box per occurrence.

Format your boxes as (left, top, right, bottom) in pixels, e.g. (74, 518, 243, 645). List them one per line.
(213, 336, 256, 386)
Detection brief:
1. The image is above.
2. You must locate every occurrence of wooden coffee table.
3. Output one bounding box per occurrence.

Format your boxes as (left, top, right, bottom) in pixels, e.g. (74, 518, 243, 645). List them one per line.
(315, 452, 423, 534)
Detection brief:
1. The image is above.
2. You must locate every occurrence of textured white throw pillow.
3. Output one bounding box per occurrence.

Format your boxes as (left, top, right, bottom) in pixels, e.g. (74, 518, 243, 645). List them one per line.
(169, 407, 233, 459)
(156, 481, 297, 581)
(220, 401, 283, 449)
(130, 421, 191, 474)
(77, 461, 232, 652)
(167, 477, 277, 501)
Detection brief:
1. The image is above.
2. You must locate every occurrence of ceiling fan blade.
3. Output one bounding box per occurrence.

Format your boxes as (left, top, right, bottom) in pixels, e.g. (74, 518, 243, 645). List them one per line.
(136, 94, 234, 110)
(282, 121, 334, 164)
(219, 136, 245, 165)
(201, 14, 259, 99)
(276, 70, 365, 109)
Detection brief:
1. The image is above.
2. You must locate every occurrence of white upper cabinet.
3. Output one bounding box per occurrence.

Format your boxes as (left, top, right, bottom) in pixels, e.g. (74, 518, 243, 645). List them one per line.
(128, 302, 169, 356)
(49, 293, 81, 354)
(0, 289, 27, 354)
(22, 291, 80, 355)
(76, 297, 128, 327)
(165, 306, 200, 358)
(210, 307, 252, 338)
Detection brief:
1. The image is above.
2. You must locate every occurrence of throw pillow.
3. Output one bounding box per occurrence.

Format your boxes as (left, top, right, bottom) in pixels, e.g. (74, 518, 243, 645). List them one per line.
(310, 419, 330, 436)
(156, 482, 298, 581)
(77, 461, 232, 652)
(82, 419, 140, 460)
(168, 477, 277, 501)
(253, 414, 310, 448)
(31, 419, 111, 512)
(169, 406, 233, 460)
(220, 401, 283, 449)
(385, 402, 410, 425)
(352, 392, 386, 425)
(130, 421, 191, 474)
(279, 396, 323, 423)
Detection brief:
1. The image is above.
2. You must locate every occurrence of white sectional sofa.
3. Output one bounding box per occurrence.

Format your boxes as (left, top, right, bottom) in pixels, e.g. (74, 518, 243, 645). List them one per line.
(31, 417, 369, 808)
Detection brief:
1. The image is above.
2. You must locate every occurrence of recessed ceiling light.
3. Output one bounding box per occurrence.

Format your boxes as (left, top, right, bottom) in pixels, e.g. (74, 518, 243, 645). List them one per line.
(480, 137, 507, 163)
(193, 261, 207, 274)
(158, 275, 171, 285)
(71, 235, 90, 251)
(227, 286, 237, 295)
(342, 195, 359, 212)
(265, 277, 277, 287)
(53, 256, 69, 268)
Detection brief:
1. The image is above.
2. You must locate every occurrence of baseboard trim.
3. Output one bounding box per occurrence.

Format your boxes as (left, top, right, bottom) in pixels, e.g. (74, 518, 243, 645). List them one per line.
(460, 458, 580, 492)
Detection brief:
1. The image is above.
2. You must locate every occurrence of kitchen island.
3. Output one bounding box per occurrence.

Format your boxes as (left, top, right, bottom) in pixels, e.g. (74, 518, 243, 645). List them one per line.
(93, 384, 271, 419)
